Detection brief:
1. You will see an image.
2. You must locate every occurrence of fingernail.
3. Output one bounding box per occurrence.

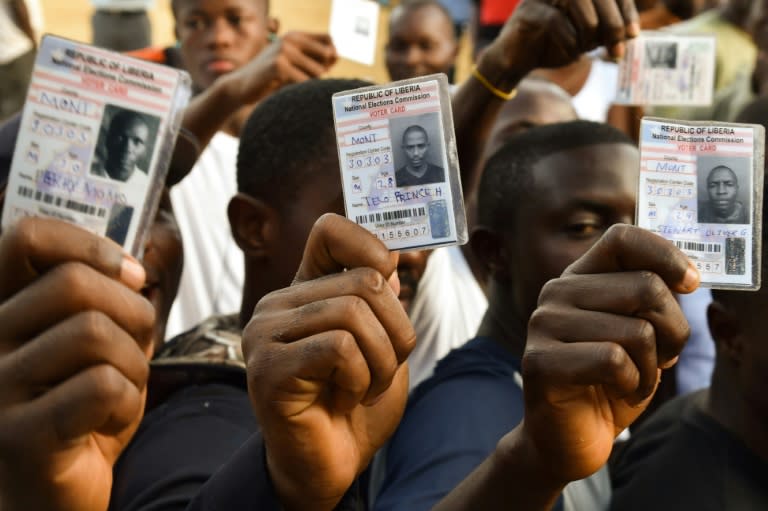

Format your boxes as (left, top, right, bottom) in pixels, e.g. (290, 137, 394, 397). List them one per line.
(627, 22, 640, 38)
(611, 42, 626, 60)
(681, 260, 700, 293)
(121, 254, 146, 290)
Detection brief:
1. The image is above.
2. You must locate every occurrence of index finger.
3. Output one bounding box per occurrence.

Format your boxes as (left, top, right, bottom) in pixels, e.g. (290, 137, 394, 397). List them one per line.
(563, 224, 700, 294)
(0, 217, 145, 300)
(293, 214, 398, 284)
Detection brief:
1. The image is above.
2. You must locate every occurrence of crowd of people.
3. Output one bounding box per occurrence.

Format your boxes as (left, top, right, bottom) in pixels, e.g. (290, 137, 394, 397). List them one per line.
(1, 0, 767, 510)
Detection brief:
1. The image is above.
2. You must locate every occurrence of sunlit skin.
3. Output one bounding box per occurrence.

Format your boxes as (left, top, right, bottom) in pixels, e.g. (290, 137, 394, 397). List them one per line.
(174, 0, 275, 90)
(385, 3, 458, 81)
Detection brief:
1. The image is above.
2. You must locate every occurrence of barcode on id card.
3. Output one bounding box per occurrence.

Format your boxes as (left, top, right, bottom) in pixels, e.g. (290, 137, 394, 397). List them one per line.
(356, 206, 427, 226)
(674, 240, 722, 254)
(18, 185, 107, 218)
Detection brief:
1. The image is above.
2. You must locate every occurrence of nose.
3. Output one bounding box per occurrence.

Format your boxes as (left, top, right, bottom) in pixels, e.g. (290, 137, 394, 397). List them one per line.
(404, 45, 421, 66)
(205, 16, 235, 49)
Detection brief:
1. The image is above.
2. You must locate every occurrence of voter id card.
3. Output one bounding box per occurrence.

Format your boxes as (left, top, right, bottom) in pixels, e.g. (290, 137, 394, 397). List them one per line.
(616, 33, 716, 106)
(331, 73, 467, 251)
(637, 117, 764, 290)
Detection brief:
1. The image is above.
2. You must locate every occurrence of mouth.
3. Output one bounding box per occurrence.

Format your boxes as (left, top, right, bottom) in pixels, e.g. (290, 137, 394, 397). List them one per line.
(205, 59, 236, 74)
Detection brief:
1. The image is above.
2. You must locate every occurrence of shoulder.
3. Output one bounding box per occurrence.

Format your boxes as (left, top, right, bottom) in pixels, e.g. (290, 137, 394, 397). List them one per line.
(609, 391, 724, 510)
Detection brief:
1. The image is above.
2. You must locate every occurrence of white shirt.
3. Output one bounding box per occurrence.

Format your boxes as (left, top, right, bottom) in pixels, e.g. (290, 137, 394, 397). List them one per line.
(166, 132, 243, 338)
(0, 0, 43, 64)
(407, 245, 488, 390)
(572, 58, 619, 123)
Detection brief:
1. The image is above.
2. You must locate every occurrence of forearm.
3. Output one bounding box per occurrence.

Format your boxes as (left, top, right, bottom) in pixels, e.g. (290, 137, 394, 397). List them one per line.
(181, 77, 244, 152)
(432, 424, 564, 511)
(452, 43, 528, 198)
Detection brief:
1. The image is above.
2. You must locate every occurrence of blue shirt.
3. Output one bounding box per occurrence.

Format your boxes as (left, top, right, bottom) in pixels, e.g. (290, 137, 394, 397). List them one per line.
(374, 336, 563, 511)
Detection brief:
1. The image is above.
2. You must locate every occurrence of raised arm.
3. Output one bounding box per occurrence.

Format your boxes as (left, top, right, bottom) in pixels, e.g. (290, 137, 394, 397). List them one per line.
(454, 0, 640, 197)
(0, 218, 154, 511)
(434, 225, 699, 511)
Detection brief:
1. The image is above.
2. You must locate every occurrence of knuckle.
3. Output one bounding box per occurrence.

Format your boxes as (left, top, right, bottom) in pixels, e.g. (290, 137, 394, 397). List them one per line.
(636, 271, 668, 306)
(88, 365, 129, 404)
(50, 263, 92, 307)
(527, 307, 551, 333)
(354, 267, 387, 296)
(77, 310, 113, 342)
(339, 295, 367, 318)
(521, 345, 547, 381)
(329, 330, 359, 363)
(598, 343, 629, 379)
(536, 279, 561, 306)
(6, 217, 44, 259)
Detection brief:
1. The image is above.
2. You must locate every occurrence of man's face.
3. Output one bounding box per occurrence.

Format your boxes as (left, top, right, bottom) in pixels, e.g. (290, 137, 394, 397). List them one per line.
(707, 167, 739, 217)
(269, 169, 347, 292)
(385, 4, 458, 81)
(174, 0, 272, 90)
(403, 130, 429, 168)
(105, 118, 149, 181)
(503, 143, 638, 319)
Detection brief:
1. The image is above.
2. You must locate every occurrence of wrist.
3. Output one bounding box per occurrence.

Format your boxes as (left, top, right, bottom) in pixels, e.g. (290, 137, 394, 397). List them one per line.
(474, 41, 528, 94)
(495, 424, 568, 496)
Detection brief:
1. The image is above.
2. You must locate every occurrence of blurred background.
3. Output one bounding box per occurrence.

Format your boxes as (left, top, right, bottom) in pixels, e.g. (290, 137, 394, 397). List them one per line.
(38, 0, 473, 84)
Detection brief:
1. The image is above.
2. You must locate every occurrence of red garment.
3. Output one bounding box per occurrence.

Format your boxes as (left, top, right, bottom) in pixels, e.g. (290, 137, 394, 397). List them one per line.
(479, 0, 521, 26)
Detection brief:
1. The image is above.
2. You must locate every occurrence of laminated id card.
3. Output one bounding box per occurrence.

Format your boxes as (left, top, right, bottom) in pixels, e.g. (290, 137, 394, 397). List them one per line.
(637, 117, 764, 290)
(616, 33, 716, 106)
(331, 73, 467, 251)
(1, 34, 192, 258)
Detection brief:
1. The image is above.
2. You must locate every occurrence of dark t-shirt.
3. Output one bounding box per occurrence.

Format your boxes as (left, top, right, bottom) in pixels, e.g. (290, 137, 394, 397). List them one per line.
(109, 383, 257, 511)
(374, 336, 563, 511)
(610, 390, 768, 511)
(395, 163, 445, 187)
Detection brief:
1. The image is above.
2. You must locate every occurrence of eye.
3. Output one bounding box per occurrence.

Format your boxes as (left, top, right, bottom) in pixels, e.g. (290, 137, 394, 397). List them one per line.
(563, 215, 604, 239)
(183, 16, 207, 31)
(227, 14, 242, 28)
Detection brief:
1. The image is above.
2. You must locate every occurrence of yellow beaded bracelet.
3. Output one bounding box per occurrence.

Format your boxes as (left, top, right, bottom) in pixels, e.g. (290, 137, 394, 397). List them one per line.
(471, 65, 518, 101)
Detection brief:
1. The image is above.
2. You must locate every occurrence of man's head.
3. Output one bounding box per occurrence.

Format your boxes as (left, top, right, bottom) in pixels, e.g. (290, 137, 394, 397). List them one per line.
(473, 121, 637, 322)
(104, 110, 151, 181)
(402, 125, 430, 170)
(172, 0, 277, 90)
(482, 77, 578, 164)
(385, 0, 458, 81)
(229, 78, 371, 317)
(708, 181, 768, 425)
(706, 165, 740, 218)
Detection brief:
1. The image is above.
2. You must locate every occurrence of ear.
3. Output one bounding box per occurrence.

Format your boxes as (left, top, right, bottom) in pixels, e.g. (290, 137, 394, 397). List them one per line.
(267, 17, 279, 36)
(470, 226, 507, 278)
(228, 193, 279, 259)
(707, 300, 744, 364)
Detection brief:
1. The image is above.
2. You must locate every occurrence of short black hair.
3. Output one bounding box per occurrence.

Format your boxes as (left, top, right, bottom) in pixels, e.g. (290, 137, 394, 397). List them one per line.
(171, 0, 269, 16)
(477, 120, 635, 232)
(237, 78, 372, 211)
(392, 0, 453, 23)
(109, 109, 150, 134)
(402, 125, 428, 143)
